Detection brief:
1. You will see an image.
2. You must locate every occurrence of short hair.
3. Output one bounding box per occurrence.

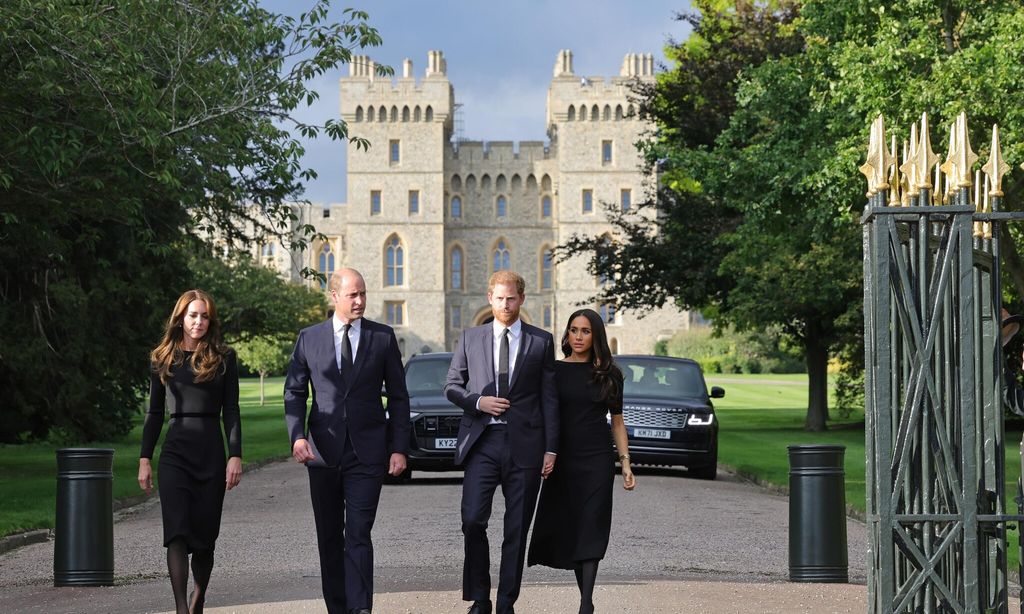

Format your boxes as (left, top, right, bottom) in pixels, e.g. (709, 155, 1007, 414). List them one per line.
(329, 268, 363, 294)
(488, 270, 525, 295)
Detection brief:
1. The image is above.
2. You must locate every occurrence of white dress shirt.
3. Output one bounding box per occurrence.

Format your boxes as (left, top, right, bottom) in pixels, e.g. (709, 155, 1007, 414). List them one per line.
(486, 318, 521, 424)
(333, 316, 361, 372)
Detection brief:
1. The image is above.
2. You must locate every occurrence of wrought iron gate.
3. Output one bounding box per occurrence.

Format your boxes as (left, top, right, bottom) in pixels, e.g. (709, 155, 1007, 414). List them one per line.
(862, 112, 1024, 613)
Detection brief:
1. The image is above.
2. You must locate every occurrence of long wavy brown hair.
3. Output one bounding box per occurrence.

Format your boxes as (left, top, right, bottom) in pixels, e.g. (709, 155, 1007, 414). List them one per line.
(560, 308, 623, 404)
(151, 289, 227, 384)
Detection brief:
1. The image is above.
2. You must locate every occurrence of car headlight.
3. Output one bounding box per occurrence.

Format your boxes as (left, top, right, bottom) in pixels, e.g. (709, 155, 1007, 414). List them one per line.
(687, 413, 714, 426)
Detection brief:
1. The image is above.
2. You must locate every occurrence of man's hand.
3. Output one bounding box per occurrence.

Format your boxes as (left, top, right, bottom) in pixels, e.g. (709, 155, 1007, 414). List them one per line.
(478, 396, 510, 416)
(388, 452, 408, 477)
(292, 438, 316, 464)
(541, 452, 556, 479)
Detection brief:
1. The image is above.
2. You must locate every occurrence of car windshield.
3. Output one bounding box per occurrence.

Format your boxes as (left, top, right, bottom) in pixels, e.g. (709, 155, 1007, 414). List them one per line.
(405, 357, 451, 397)
(618, 358, 707, 401)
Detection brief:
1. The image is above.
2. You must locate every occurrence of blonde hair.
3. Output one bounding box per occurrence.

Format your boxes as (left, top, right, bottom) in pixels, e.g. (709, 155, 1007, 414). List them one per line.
(150, 289, 227, 384)
(488, 270, 525, 295)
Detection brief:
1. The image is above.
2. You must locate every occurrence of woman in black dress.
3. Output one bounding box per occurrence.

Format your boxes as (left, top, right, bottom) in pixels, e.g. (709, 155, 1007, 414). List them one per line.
(528, 308, 635, 614)
(138, 289, 242, 614)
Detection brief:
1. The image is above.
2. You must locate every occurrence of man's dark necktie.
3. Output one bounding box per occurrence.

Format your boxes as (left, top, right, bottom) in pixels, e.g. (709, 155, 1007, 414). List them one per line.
(498, 328, 509, 398)
(340, 324, 354, 380)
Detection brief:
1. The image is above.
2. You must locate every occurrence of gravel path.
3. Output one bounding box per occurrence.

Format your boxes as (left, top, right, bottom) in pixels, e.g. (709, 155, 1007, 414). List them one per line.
(0, 460, 891, 613)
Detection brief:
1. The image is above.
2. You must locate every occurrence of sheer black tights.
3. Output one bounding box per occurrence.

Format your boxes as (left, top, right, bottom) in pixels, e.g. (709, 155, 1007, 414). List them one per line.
(166, 539, 214, 614)
(573, 558, 599, 613)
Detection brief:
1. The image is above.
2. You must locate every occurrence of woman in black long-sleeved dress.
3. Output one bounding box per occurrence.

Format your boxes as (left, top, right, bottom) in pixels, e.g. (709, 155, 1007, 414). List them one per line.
(139, 289, 241, 614)
(528, 308, 635, 614)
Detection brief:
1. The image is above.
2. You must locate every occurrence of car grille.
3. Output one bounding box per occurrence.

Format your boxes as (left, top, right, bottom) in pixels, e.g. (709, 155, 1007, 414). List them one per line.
(413, 415, 461, 438)
(622, 405, 689, 429)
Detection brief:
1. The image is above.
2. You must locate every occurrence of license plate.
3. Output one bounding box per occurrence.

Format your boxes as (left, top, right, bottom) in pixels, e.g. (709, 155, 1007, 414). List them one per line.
(434, 438, 457, 449)
(633, 428, 670, 439)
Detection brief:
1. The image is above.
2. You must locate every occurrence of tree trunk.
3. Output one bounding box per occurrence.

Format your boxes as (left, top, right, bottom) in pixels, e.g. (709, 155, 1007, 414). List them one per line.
(259, 371, 266, 406)
(804, 321, 829, 432)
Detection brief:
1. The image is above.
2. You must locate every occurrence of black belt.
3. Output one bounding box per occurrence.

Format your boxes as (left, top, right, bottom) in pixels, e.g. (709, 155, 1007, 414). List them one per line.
(170, 412, 217, 419)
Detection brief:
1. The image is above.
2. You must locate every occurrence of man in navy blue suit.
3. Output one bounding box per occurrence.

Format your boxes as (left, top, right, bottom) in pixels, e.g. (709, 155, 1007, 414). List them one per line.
(284, 267, 410, 614)
(445, 270, 559, 614)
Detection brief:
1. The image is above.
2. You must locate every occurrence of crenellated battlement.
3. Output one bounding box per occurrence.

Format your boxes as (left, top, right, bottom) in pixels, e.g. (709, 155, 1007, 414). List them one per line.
(446, 140, 553, 163)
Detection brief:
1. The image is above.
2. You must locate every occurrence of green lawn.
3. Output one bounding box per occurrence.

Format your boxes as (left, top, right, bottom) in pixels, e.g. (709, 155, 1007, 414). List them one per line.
(0, 376, 291, 538)
(707, 374, 1024, 570)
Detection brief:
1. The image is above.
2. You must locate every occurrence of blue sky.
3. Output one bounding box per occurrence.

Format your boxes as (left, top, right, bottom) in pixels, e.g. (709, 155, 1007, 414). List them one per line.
(260, 1, 694, 204)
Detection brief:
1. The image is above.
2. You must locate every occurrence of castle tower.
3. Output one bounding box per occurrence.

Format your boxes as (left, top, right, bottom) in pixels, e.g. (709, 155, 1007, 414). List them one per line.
(340, 51, 455, 355)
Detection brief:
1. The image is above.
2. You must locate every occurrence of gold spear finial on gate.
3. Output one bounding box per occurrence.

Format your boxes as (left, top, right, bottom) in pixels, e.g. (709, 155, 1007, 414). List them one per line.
(859, 117, 880, 196)
(953, 112, 978, 188)
(912, 113, 939, 192)
(888, 135, 901, 206)
(900, 121, 919, 198)
(982, 124, 1010, 197)
(939, 118, 958, 201)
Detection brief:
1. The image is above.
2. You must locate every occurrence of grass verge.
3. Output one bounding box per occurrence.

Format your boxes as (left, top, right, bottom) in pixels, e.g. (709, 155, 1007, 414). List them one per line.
(0, 376, 291, 538)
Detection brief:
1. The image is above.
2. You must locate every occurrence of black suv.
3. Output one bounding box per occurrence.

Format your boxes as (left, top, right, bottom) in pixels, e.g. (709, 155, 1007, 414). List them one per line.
(399, 352, 461, 478)
(616, 355, 723, 480)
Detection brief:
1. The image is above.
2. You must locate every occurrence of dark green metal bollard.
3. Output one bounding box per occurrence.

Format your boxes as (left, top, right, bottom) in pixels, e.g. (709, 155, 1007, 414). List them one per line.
(788, 444, 848, 582)
(54, 448, 115, 586)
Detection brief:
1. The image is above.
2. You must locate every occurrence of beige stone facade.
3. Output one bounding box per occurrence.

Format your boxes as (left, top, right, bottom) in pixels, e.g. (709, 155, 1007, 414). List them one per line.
(264, 50, 698, 359)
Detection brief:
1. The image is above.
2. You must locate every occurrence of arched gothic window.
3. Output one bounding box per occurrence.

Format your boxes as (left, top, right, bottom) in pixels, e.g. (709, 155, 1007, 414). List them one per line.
(493, 239, 510, 272)
(541, 195, 552, 218)
(450, 246, 463, 290)
(540, 246, 553, 290)
(451, 195, 462, 218)
(384, 235, 405, 286)
(318, 243, 335, 289)
(496, 195, 507, 218)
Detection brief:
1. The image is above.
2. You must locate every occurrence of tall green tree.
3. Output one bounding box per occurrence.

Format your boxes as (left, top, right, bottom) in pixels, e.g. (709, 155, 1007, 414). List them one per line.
(0, 1, 386, 442)
(562, 0, 1024, 431)
(235, 336, 292, 405)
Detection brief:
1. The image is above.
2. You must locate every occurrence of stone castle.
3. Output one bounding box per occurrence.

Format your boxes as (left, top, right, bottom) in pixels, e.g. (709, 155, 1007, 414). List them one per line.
(261, 49, 696, 358)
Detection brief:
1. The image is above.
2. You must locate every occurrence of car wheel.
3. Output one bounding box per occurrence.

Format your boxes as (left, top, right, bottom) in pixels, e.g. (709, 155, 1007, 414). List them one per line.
(690, 446, 718, 481)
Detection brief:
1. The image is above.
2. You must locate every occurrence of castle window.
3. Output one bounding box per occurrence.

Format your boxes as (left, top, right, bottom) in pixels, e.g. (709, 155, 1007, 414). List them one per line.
(627, 103, 635, 118)
(567, 105, 575, 121)
(402, 106, 410, 122)
(579, 105, 587, 121)
(384, 235, 404, 287)
(450, 305, 462, 329)
(582, 189, 593, 214)
(540, 247, 553, 290)
(591, 104, 599, 121)
(496, 195, 507, 218)
(367, 106, 375, 122)
(389, 140, 400, 164)
(425, 106, 433, 121)
(390, 105, 398, 122)
(599, 303, 617, 325)
(408, 190, 419, 215)
(615, 104, 623, 120)
(261, 243, 276, 258)
(385, 301, 405, 326)
(451, 195, 462, 218)
(323, 206, 330, 218)
(379, 105, 387, 121)
(543, 305, 552, 329)
(414, 106, 422, 121)
(603, 105, 611, 121)
(541, 195, 552, 218)
(450, 246, 463, 290)
(493, 239, 510, 272)
(355, 106, 363, 122)
(621, 189, 631, 211)
(318, 243, 334, 289)
(370, 190, 381, 215)
(602, 140, 613, 164)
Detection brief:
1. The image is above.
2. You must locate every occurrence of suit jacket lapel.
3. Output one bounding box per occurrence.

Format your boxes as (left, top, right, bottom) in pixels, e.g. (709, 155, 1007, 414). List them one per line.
(481, 326, 496, 392)
(508, 327, 533, 392)
(348, 321, 371, 384)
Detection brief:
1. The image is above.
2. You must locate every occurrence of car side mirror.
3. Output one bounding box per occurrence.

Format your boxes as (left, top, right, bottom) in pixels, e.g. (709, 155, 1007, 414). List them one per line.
(709, 386, 725, 399)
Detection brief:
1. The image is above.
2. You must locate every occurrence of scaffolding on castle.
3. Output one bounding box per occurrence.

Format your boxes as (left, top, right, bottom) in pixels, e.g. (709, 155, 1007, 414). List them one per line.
(862, 112, 1024, 613)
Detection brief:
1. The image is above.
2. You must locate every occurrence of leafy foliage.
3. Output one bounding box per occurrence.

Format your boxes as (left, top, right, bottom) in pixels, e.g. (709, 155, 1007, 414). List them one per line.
(0, 1, 383, 442)
(235, 336, 292, 405)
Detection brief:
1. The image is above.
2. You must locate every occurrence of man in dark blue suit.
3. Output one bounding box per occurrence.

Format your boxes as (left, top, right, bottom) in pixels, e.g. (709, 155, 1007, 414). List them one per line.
(445, 270, 559, 614)
(284, 267, 410, 614)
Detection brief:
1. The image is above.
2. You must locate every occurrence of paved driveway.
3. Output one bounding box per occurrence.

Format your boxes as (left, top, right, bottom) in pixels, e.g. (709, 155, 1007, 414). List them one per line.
(0, 461, 873, 613)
